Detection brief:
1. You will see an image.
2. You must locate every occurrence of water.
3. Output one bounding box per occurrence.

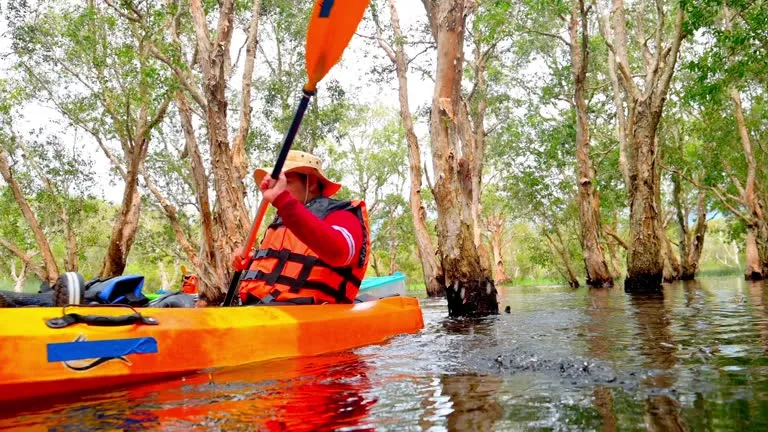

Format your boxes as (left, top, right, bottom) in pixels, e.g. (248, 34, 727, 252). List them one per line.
(3, 277, 768, 431)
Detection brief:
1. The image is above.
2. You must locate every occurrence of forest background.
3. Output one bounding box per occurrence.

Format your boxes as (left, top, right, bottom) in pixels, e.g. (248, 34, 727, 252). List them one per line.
(0, 0, 764, 313)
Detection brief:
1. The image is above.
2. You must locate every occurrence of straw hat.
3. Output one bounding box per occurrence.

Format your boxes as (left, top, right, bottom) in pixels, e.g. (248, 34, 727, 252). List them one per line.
(253, 150, 342, 197)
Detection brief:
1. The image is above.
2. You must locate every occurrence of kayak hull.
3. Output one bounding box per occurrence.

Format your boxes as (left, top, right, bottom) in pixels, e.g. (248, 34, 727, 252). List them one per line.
(0, 296, 423, 403)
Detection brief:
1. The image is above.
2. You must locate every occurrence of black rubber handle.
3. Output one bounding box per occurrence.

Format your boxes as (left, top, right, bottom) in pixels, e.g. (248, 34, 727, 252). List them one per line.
(46, 312, 159, 329)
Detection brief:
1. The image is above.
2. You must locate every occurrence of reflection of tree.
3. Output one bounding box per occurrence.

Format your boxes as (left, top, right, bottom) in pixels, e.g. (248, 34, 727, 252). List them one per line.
(440, 317, 497, 339)
(440, 374, 504, 431)
(745, 280, 768, 354)
(593, 386, 618, 432)
(585, 289, 617, 361)
(584, 289, 620, 430)
(628, 292, 686, 431)
(432, 317, 503, 430)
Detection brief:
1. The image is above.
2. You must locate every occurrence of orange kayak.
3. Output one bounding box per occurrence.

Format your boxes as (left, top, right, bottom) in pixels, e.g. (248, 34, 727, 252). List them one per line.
(0, 296, 423, 403)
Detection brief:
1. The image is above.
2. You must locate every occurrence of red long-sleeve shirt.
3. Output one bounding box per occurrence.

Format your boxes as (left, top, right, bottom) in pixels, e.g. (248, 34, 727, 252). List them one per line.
(270, 191, 363, 268)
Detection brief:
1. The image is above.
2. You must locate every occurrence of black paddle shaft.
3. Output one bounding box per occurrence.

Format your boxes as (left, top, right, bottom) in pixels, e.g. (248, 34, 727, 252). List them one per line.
(271, 89, 316, 179)
(223, 89, 316, 307)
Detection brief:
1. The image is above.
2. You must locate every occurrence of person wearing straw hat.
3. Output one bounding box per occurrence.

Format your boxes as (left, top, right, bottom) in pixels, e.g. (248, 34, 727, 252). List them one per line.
(231, 150, 371, 305)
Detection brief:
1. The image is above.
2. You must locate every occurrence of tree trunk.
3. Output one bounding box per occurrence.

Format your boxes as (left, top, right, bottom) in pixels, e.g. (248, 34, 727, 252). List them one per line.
(489, 219, 509, 283)
(598, 14, 631, 191)
(684, 192, 708, 279)
(231, 0, 263, 182)
(422, 0, 497, 316)
(0, 239, 45, 282)
(190, 0, 251, 302)
(760, 225, 768, 277)
(659, 168, 680, 283)
(675, 181, 707, 280)
(377, 0, 443, 297)
(177, 92, 225, 298)
(661, 229, 681, 282)
(730, 87, 766, 280)
(159, 261, 170, 292)
(544, 231, 580, 288)
(370, 251, 382, 277)
(468, 42, 488, 249)
(606, 0, 685, 292)
(101, 180, 142, 277)
(142, 170, 201, 270)
(606, 238, 623, 280)
(63, 207, 78, 272)
(745, 227, 764, 280)
(100, 39, 172, 278)
(569, 0, 613, 288)
(11, 260, 28, 293)
(0, 149, 59, 285)
(388, 218, 397, 275)
(626, 106, 664, 290)
(15, 138, 79, 273)
(100, 110, 154, 278)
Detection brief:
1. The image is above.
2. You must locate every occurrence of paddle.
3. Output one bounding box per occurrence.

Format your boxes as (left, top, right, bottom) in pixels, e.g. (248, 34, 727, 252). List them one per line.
(223, 0, 371, 307)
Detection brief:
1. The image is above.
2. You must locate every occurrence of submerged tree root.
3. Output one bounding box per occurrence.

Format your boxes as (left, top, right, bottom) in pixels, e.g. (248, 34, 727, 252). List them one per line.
(444, 278, 499, 317)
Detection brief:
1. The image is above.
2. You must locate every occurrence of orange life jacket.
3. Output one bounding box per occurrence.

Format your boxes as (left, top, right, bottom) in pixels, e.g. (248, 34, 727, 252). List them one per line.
(238, 197, 370, 305)
(181, 274, 198, 294)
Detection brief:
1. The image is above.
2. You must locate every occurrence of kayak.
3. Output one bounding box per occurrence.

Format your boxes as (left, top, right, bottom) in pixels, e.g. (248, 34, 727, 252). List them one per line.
(144, 271, 410, 302)
(0, 295, 423, 403)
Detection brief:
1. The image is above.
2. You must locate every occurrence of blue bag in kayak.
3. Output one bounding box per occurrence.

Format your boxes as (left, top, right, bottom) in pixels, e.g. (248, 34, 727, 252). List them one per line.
(83, 275, 149, 306)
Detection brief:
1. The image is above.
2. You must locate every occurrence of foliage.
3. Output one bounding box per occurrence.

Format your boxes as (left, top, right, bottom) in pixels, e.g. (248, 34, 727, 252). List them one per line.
(2, 0, 765, 293)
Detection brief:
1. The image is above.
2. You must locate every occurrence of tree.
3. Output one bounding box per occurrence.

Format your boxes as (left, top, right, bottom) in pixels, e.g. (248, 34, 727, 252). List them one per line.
(421, 0, 498, 316)
(12, 3, 173, 278)
(372, 0, 443, 297)
(568, 0, 613, 287)
(0, 150, 59, 286)
(681, 1, 768, 280)
(0, 81, 59, 285)
(481, 187, 512, 284)
(512, 0, 622, 287)
(657, 97, 710, 281)
(101, 0, 265, 301)
(600, 0, 687, 292)
(673, 176, 707, 279)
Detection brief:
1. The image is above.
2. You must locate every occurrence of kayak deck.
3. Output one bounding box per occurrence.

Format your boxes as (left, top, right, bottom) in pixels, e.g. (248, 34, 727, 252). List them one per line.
(0, 296, 423, 402)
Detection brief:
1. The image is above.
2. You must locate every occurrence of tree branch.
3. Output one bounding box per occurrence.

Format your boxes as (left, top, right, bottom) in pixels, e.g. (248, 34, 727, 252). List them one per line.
(662, 162, 752, 223)
(423, 162, 435, 197)
(521, 27, 571, 47)
(104, 0, 142, 23)
(232, 0, 263, 181)
(136, 94, 172, 141)
(603, 226, 629, 249)
(655, 5, 685, 108)
(148, 45, 207, 110)
(0, 239, 45, 281)
(189, 0, 213, 67)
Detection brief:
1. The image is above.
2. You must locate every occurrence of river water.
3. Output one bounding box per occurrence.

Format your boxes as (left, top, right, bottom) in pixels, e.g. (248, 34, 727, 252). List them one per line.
(3, 276, 768, 431)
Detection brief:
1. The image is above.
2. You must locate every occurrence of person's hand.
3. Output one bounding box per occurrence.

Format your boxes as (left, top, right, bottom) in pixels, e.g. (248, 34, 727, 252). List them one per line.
(260, 172, 287, 203)
(231, 247, 252, 271)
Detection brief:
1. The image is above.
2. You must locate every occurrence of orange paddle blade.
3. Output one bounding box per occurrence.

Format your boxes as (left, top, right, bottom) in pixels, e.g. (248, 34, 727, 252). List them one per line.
(304, 0, 371, 92)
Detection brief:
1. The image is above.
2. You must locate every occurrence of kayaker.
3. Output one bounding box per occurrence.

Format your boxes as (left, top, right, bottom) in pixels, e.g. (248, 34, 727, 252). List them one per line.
(231, 150, 370, 306)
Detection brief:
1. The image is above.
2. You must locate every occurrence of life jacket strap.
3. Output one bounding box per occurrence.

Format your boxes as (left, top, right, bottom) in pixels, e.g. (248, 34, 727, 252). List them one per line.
(241, 270, 353, 304)
(251, 248, 362, 286)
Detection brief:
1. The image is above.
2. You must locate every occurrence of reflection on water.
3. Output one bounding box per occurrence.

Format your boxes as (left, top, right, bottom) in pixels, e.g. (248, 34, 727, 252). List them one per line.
(4, 277, 768, 430)
(627, 292, 685, 431)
